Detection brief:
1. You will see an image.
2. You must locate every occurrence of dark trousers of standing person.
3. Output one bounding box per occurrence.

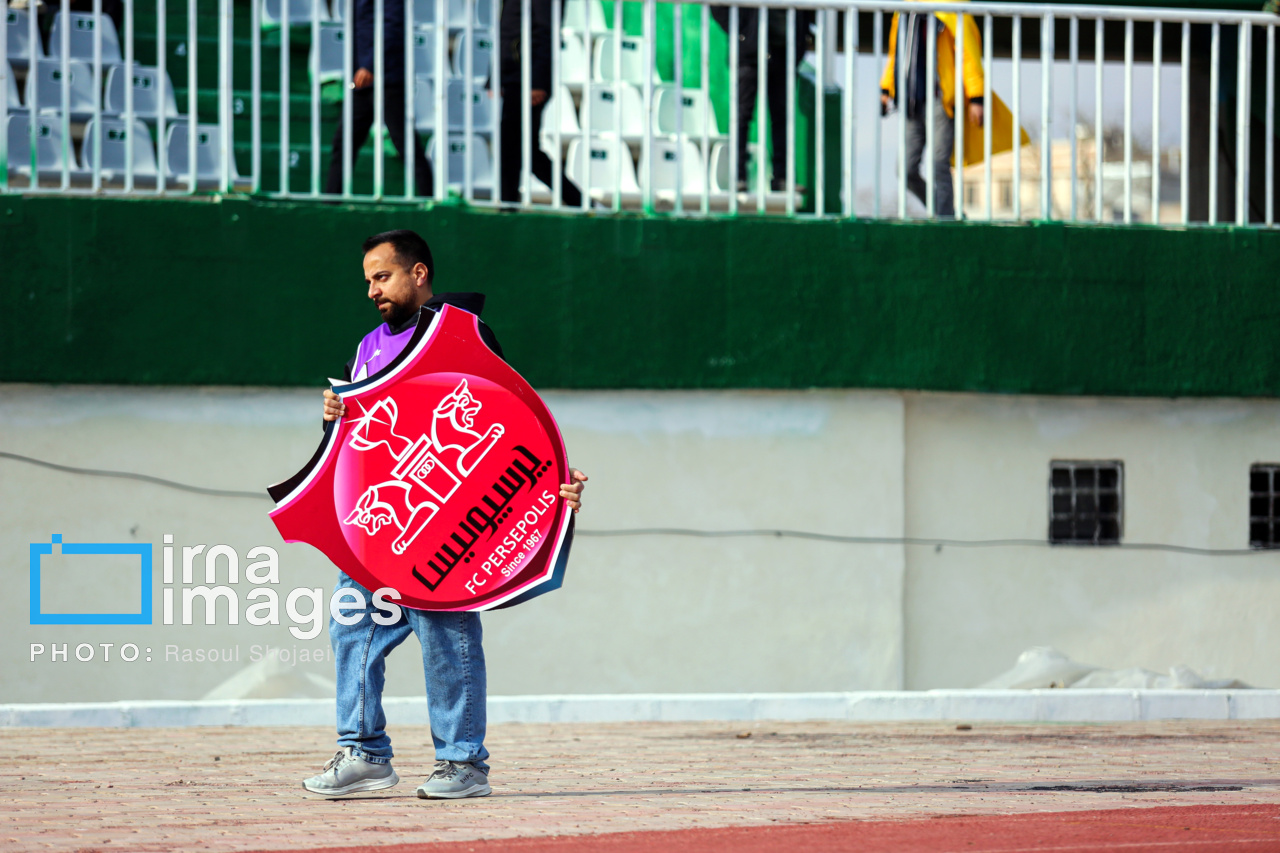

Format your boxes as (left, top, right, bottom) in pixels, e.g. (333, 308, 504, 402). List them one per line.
(735, 47, 791, 186)
(325, 85, 434, 197)
(904, 98, 955, 218)
(499, 94, 582, 206)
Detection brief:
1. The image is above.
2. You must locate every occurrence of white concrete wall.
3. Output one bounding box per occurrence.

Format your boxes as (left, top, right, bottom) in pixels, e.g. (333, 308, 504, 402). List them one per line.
(0, 385, 905, 703)
(5, 384, 1278, 704)
(903, 393, 1280, 690)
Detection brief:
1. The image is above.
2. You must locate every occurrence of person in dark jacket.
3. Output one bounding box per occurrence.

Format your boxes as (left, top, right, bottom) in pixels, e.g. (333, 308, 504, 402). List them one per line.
(324, 0, 435, 197)
(710, 6, 812, 191)
(498, 0, 583, 205)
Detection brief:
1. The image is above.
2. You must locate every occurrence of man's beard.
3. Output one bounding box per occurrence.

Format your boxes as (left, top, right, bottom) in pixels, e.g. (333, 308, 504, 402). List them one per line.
(380, 299, 417, 328)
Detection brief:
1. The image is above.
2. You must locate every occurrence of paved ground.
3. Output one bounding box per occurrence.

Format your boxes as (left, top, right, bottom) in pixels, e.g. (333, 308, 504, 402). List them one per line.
(2, 720, 1279, 852)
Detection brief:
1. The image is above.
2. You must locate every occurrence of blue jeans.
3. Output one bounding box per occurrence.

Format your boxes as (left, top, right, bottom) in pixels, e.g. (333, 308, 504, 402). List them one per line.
(330, 571, 489, 773)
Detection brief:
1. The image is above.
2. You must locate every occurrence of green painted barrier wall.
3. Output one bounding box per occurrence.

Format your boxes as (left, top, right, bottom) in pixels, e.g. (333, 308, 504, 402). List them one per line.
(1, 194, 1277, 397)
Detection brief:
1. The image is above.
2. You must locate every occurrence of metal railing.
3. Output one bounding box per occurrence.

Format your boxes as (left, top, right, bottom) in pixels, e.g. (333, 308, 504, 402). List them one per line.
(0, 0, 1276, 225)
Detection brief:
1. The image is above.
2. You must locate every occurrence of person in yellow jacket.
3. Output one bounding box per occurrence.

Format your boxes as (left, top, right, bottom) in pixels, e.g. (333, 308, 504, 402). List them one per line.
(880, 7, 984, 217)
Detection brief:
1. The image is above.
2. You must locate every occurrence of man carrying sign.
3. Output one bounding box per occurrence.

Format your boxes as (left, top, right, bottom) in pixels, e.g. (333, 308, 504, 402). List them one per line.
(301, 229, 587, 799)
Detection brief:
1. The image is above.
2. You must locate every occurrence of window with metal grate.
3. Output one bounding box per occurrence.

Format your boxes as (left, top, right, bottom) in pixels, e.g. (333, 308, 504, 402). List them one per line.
(1248, 464, 1280, 549)
(1049, 461, 1123, 545)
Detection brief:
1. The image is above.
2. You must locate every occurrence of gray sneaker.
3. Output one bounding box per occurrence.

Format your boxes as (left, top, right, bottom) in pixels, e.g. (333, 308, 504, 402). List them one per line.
(302, 747, 399, 797)
(415, 760, 491, 799)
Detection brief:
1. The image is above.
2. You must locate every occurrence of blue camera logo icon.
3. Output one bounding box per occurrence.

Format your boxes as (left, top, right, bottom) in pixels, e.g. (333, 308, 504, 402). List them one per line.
(29, 535, 153, 625)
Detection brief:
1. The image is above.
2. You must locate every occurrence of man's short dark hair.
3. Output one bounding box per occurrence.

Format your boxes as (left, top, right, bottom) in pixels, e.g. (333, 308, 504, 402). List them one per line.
(362, 229, 434, 284)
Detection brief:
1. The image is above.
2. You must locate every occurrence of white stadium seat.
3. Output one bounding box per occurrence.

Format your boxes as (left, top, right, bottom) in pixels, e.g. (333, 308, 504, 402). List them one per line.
(409, 0, 488, 29)
(592, 33, 658, 86)
(413, 74, 436, 132)
(709, 139, 790, 211)
(428, 132, 493, 195)
(7, 8, 44, 69)
(653, 85, 724, 139)
(565, 135, 640, 206)
(80, 117, 159, 184)
(583, 82, 644, 142)
(309, 23, 346, 84)
(450, 30, 492, 82)
(412, 28, 441, 77)
(25, 59, 97, 121)
(652, 136, 721, 208)
(542, 85, 581, 139)
(5, 61, 19, 109)
(446, 78, 493, 132)
(104, 65, 180, 120)
(262, 0, 330, 28)
(6, 112, 83, 181)
(559, 32, 588, 87)
(165, 120, 240, 186)
(562, 0, 609, 35)
(49, 12, 123, 66)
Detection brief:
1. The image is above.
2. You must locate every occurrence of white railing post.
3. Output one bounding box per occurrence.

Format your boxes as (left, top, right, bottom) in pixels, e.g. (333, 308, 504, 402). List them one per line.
(816, 8, 826, 217)
(60, 0, 70, 192)
(0, 0, 8, 192)
(27, 0, 38, 183)
(758, 5, 769, 213)
(701, 3, 711, 215)
(1235, 21, 1250, 226)
(342, 0, 353, 198)
(1069, 15, 1077, 221)
(124, 0, 135, 193)
(1209, 21, 1219, 224)
(675, 0, 686, 215)
(1040, 13, 1053, 220)
(405, 0, 415, 199)
(1267, 24, 1275, 228)
(279, 0, 289, 196)
(311, 0, 321, 196)
(843, 6, 856, 218)
(91, 0, 103, 193)
(983, 12, 991, 220)
(550, 0, 562, 209)
(1180, 19, 1188, 225)
(520, 0, 532, 206)
(1123, 17, 1132, 223)
(613, 0, 623, 212)
(491, 0, 501, 206)
(373, 0, 384, 200)
(895, 8, 906, 218)
(1152, 20, 1161, 224)
(250, 0, 260, 194)
(874, 9, 884, 218)
(158, 0, 168, 194)
(785, 7, 796, 215)
(1094, 17, 1102, 222)
(954, 10, 964, 221)
(645, 0, 657, 212)
(1012, 14, 1021, 220)
(464, 0, 475, 202)
(219, 0, 233, 194)
(925, 10, 935, 216)
(729, 5, 740, 215)
(580, 0, 592, 210)
(436, 0, 449, 201)
(187, 0, 197, 194)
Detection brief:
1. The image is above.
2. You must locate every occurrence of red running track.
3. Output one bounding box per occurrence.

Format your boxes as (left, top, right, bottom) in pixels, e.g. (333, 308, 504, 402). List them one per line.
(252, 804, 1280, 853)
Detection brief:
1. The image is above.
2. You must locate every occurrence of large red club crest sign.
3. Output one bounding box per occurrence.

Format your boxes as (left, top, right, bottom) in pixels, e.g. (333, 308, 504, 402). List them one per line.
(268, 305, 574, 611)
